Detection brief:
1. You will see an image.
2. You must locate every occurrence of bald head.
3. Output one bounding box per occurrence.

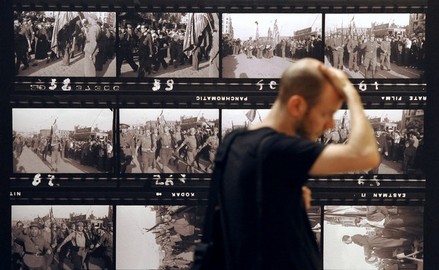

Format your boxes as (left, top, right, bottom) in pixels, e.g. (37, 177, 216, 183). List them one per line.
(277, 58, 329, 108)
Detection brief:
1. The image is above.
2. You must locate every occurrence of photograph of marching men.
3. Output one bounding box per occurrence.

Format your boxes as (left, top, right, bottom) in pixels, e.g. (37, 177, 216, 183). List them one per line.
(320, 109, 424, 175)
(222, 13, 323, 78)
(14, 11, 116, 77)
(324, 13, 426, 79)
(12, 108, 114, 173)
(11, 205, 114, 270)
(323, 205, 423, 270)
(119, 109, 219, 174)
(116, 205, 205, 270)
(117, 12, 220, 78)
(222, 109, 424, 175)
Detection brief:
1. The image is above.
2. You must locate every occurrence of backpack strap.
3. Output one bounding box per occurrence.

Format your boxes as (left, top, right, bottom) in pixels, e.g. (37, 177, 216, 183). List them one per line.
(192, 130, 244, 270)
(255, 135, 272, 270)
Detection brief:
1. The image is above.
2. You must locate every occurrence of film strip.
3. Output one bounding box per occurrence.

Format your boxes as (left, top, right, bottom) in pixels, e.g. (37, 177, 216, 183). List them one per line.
(6, 1, 429, 270)
(9, 202, 425, 270)
(10, 6, 427, 93)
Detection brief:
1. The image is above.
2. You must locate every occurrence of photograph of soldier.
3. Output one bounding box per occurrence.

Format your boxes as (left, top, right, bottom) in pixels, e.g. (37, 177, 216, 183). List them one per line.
(117, 12, 219, 78)
(318, 109, 424, 175)
(11, 205, 114, 270)
(324, 205, 423, 270)
(324, 13, 425, 79)
(14, 11, 116, 77)
(222, 13, 323, 78)
(12, 108, 114, 173)
(119, 108, 219, 174)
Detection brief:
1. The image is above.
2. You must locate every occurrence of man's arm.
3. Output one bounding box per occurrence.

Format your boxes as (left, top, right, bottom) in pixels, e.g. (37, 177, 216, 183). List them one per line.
(309, 65, 380, 175)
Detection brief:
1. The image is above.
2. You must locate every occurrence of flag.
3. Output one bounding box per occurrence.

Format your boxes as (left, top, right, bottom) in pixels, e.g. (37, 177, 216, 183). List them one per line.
(183, 13, 213, 57)
(273, 19, 280, 46)
(245, 109, 256, 122)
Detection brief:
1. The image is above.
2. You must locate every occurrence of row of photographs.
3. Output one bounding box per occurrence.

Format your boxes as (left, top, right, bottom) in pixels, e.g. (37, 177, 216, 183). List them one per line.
(13, 11, 426, 81)
(10, 204, 424, 270)
(12, 108, 425, 177)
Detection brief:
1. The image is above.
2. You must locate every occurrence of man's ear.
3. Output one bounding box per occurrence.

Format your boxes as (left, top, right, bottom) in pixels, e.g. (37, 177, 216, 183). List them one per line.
(287, 95, 308, 118)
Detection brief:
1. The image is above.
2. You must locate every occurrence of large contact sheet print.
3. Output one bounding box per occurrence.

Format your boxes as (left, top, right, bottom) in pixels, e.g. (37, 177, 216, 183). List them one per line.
(7, 1, 430, 270)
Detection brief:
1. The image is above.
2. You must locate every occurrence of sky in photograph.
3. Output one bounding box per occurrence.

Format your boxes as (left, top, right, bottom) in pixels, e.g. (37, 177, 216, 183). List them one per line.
(119, 108, 219, 127)
(325, 13, 412, 33)
(12, 108, 114, 133)
(226, 13, 322, 41)
(11, 205, 110, 221)
(116, 206, 161, 269)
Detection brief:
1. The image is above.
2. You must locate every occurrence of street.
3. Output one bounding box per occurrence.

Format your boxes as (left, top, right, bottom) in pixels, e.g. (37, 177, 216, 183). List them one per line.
(13, 146, 105, 174)
(120, 56, 211, 78)
(324, 56, 423, 79)
(222, 53, 295, 78)
(16, 52, 116, 77)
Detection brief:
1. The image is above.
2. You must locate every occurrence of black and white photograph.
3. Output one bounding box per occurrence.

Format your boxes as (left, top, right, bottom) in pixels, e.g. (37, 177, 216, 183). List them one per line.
(221, 109, 270, 136)
(119, 109, 219, 174)
(14, 11, 116, 77)
(12, 108, 114, 173)
(323, 205, 423, 270)
(117, 12, 220, 78)
(324, 13, 426, 79)
(222, 13, 323, 78)
(116, 205, 205, 270)
(320, 109, 424, 175)
(11, 205, 114, 270)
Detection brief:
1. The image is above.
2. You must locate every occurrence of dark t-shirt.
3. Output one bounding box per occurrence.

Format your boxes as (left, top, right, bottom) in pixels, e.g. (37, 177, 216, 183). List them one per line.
(221, 128, 325, 269)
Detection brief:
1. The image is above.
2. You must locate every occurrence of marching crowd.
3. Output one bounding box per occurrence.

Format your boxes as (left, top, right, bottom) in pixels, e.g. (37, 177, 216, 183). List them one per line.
(325, 32, 425, 78)
(13, 134, 113, 173)
(118, 13, 218, 77)
(14, 11, 115, 76)
(223, 34, 323, 61)
(120, 123, 219, 174)
(11, 220, 113, 270)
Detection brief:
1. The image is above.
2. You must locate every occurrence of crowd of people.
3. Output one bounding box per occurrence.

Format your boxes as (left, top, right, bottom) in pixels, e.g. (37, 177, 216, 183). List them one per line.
(14, 11, 115, 76)
(325, 32, 425, 78)
(11, 220, 113, 270)
(118, 13, 219, 77)
(119, 122, 219, 174)
(222, 34, 323, 61)
(13, 133, 113, 173)
(320, 125, 423, 174)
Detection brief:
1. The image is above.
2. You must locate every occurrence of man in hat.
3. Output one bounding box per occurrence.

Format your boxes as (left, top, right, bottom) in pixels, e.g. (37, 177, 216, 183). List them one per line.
(117, 23, 139, 74)
(360, 34, 380, 78)
(176, 127, 198, 173)
(120, 123, 135, 173)
(57, 221, 91, 270)
(157, 125, 174, 172)
(93, 222, 114, 270)
(328, 32, 345, 70)
(380, 35, 392, 71)
(14, 222, 52, 270)
(347, 34, 360, 72)
(136, 128, 156, 172)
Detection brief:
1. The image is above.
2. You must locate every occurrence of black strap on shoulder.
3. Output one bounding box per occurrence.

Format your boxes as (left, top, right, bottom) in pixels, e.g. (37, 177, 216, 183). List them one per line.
(255, 135, 272, 270)
(192, 130, 244, 270)
(201, 129, 243, 243)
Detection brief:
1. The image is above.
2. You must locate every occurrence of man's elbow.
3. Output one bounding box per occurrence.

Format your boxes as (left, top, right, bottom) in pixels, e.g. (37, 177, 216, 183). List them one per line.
(362, 148, 381, 170)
